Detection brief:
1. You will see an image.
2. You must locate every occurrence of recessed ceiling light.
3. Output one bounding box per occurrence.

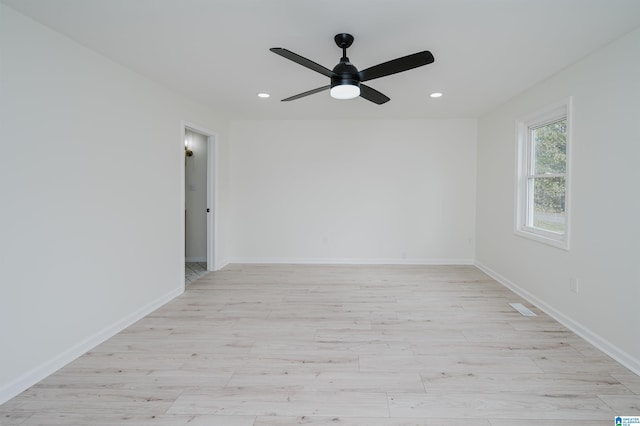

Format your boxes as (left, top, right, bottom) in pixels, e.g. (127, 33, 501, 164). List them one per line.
(430, 92, 443, 98)
(257, 93, 270, 98)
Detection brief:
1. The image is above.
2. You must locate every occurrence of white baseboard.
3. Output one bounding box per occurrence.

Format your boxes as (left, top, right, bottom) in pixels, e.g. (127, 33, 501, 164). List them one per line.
(185, 256, 206, 262)
(226, 257, 474, 266)
(475, 260, 640, 376)
(0, 286, 184, 405)
(215, 258, 231, 271)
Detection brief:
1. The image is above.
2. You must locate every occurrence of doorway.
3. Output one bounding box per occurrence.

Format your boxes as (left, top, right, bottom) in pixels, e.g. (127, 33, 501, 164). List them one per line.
(182, 122, 217, 285)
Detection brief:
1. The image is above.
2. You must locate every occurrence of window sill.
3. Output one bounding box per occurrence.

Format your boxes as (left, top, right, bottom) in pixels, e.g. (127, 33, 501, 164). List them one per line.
(514, 228, 569, 250)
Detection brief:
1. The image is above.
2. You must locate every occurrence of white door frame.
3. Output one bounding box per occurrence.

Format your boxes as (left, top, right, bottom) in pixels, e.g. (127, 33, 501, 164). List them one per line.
(181, 121, 218, 276)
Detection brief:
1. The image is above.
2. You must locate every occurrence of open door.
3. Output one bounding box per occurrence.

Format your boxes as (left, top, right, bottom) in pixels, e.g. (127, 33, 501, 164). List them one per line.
(182, 122, 217, 283)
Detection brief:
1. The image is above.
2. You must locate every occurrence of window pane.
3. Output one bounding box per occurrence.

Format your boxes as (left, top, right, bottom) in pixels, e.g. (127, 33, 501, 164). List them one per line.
(532, 176, 566, 233)
(532, 119, 566, 174)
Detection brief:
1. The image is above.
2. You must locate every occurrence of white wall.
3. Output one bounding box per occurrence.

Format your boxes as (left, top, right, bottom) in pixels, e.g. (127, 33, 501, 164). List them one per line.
(475, 27, 640, 373)
(185, 129, 208, 261)
(229, 119, 477, 264)
(0, 4, 230, 402)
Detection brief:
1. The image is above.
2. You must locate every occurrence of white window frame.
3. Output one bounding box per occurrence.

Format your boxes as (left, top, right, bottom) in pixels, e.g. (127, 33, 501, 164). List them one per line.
(515, 97, 572, 250)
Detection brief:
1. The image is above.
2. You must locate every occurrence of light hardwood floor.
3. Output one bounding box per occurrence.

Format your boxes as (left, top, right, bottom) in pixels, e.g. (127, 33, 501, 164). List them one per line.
(2, 264, 639, 425)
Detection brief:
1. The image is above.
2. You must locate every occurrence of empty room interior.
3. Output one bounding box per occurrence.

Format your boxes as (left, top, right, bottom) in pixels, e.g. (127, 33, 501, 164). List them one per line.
(1, 0, 640, 424)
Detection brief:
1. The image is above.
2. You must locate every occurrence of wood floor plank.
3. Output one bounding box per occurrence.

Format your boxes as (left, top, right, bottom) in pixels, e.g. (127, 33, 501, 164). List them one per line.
(612, 373, 640, 394)
(359, 354, 544, 374)
(167, 390, 389, 417)
(1, 264, 638, 424)
(489, 421, 607, 426)
(387, 392, 615, 419)
(421, 371, 633, 395)
(183, 415, 257, 426)
(598, 394, 640, 412)
(18, 413, 195, 425)
(226, 371, 424, 393)
(0, 411, 32, 425)
(254, 418, 491, 426)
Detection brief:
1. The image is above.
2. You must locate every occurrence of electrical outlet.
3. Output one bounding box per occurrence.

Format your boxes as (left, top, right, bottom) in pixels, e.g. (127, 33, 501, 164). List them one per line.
(570, 277, 580, 293)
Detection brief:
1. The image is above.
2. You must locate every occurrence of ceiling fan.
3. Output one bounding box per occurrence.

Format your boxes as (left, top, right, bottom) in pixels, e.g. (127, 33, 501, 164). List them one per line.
(270, 33, 434, 105)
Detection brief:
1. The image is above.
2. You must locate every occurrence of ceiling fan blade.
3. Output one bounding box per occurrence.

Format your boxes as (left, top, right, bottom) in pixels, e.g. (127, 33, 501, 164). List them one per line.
(359, 84, 390, 105)
(358, 51, 434, 82)
(281, 85, 331, 102)
(270, 48, 334, 78)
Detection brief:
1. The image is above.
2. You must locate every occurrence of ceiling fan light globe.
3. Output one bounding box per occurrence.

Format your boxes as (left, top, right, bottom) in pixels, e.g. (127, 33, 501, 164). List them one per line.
(330, 84, 360, 100)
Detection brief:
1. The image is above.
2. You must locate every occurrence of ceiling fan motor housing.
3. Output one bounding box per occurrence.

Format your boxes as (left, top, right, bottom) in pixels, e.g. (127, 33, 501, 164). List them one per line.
(331, 59, 360, 89)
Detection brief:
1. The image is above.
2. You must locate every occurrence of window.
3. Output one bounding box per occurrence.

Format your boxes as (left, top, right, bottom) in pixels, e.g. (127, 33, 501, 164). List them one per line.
(516, 98, 571, 249)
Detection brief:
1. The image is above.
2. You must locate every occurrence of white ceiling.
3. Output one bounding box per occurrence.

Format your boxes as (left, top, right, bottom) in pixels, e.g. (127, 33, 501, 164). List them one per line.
(4, 0, 640, 120)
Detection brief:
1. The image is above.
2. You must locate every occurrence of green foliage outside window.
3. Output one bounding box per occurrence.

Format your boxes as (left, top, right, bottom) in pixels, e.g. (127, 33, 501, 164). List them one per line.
(530, 119, 566, 233)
